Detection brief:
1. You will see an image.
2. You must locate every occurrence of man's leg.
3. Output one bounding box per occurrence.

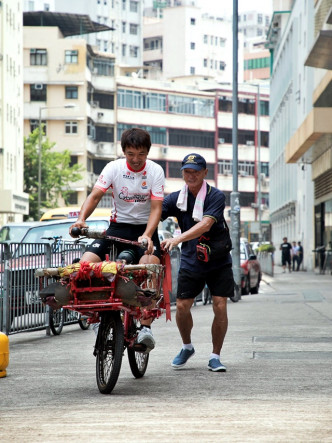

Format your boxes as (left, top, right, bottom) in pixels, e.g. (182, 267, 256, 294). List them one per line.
(175, 298, 195, 345)
(211, 296, 228, 355)
(136, 254, 160, 351)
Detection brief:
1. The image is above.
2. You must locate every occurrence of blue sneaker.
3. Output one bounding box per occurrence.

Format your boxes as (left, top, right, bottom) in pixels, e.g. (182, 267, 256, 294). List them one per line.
(171, 348, 195, 369)
(208, 358, 226, 372)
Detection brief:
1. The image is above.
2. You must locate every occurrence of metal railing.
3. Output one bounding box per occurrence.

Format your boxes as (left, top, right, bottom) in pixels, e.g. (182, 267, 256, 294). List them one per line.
(0, 241, 85, 335)
(1, 242, 181, 336)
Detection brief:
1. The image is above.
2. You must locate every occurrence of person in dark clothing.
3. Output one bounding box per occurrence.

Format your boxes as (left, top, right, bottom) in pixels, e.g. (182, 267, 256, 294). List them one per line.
(297, 241, 303, 271)
(160, 153, 233, 373)
(280, 237, 292, 273)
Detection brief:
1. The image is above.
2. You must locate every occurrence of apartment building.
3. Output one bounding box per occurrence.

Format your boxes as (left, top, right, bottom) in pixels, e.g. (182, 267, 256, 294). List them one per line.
(297, 0, 332, 250)
(52, 0, 143, 69)
(143, 3, 241, 83)
(23, 12, 116, 209)
(267, 0, 315, 270)
(0, 0, 29, 225)
(239, 11, 271, 50)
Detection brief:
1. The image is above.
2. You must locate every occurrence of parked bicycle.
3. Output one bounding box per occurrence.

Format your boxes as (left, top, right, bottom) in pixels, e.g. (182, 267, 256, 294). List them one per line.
(41, 236, 89, 335)
(36, 227, 171, 394)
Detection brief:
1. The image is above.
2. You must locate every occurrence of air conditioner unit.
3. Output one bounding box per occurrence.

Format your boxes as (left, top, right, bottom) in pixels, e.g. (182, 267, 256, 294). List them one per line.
(97, 112, 104, 118)
(218, 138, 225, 144)
(161, 146, 168, 157)
(239, 170, 248, 177)
(246, 140, 254, 146)
(34, 84, 43, 90)
(91, 101, 99, 108)
(224, 170, 232, 176)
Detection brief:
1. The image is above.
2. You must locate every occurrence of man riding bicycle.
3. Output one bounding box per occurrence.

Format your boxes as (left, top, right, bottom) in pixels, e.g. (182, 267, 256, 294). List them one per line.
(70, 128, 165, 352)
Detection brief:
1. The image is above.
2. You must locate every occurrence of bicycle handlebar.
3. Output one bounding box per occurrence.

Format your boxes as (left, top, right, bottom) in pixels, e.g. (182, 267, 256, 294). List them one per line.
(71, 226, 148, 249)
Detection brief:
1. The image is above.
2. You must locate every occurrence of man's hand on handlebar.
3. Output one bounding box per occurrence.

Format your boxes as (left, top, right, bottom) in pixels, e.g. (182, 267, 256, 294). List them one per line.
(70, 221, 88, 238)
(138, 235, 153, 255)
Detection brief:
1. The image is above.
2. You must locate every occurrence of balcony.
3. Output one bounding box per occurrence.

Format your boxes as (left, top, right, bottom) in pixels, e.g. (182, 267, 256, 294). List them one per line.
(87, 141, 117, 159)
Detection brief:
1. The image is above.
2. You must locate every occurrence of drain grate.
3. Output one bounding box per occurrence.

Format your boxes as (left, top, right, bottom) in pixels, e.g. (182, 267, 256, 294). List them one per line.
(253, 336, 332, 343)
(253, 351, 332, 359)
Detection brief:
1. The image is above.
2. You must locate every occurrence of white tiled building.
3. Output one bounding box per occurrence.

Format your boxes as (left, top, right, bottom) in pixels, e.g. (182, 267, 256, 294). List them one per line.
(143, 3, 242, 83)
(0, 0, 29, 225)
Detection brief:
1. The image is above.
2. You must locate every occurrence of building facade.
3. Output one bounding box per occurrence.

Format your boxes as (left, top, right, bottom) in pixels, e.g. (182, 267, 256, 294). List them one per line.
(0, 0, 29, 225)
(267, 0, 316, 270)
(143, 3, 241, 83)
(53, 0, 143, 69)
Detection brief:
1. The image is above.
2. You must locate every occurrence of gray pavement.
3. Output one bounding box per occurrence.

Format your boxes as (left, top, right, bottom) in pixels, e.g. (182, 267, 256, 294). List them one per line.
(1, 266, 332, 442)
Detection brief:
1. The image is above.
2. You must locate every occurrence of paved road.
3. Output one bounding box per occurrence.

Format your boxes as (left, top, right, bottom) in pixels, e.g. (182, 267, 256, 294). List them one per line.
(1, 267, 331, 442)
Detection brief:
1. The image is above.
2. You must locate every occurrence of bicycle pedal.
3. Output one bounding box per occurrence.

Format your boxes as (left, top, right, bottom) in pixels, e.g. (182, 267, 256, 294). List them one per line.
(132, 343, 147, 353)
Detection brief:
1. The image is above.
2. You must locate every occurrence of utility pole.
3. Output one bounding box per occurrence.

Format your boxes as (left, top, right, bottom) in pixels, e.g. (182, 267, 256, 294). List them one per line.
(230, 0, 241, 300)
(257, 84, 262, 244)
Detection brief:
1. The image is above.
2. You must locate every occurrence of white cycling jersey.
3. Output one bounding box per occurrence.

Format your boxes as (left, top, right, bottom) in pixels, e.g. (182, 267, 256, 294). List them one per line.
(94, 158, 164, 224)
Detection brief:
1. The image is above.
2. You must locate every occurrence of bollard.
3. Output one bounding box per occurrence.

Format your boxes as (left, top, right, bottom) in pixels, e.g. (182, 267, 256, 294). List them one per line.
(0, 332, 9, 378)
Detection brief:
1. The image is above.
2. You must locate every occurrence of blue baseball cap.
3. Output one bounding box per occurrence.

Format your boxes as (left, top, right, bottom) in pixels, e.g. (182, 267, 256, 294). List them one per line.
(181, 153, 207, 171)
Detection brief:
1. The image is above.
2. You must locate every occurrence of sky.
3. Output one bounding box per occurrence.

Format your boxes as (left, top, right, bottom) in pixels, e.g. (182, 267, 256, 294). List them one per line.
(197, 0, 273, 17)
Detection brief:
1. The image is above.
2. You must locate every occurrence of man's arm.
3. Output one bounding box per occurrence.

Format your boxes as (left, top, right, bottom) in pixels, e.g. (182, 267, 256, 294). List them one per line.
(139, 199, 163, 254)
(69, 187, 105, 236)
(161, 216, 215, 252)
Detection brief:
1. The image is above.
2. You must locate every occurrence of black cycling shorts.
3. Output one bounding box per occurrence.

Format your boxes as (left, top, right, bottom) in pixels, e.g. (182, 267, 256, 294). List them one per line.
(177, 265, 234, 299)
(84, 222, 161, 262)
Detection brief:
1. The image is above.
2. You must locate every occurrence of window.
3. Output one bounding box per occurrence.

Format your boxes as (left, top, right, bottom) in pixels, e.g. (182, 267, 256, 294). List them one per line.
(117, 124, 166, 145)
(95, 125, 114, 142)
(203, 34, 208, 44)
(44, 3, 50, 11)
(190, 42, 195, 50)
(30, 120, 46, 135)
(122, 44, 126, 56)
(122, 0, 126, 10)
(65, 50, 78, 64)
(203, 59, 207, 67)
(30, 84, 47, 101)
(130, 23, 138, 35)
(190, 66, 195, 75)
(65, 86, 78, 99)
(129, 46, 138, 57)
(67, 192, 78, 205)
(117, 89, 166, 112)
(257, 13, 263, 24)
(30, 49, 47, 66)
(122, 21, 126, 32)
(65, 121, 78, 134)
(69, 155, 78, 167)
(168, 94, 214, 117)
(92, 58, 115, 76)
(169, 128, 214, 149)
(190, 18, 196, 25)
(130, 0, 138, 12)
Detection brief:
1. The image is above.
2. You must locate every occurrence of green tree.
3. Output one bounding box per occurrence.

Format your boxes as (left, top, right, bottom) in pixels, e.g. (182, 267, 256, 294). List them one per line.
(24, 128, 84, 220)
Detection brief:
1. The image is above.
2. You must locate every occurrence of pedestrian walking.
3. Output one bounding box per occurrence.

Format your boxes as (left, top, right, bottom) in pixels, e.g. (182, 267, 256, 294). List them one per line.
(297, 241, 303, 271)
(160, 153, 233, 372)
(280, 237, 292, 273)
(291, 241, 299, 271)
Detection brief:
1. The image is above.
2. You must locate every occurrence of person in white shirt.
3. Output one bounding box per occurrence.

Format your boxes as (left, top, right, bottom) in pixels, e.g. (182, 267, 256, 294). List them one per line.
(70, 128, 165, 352)
(291, 241, 299, 271)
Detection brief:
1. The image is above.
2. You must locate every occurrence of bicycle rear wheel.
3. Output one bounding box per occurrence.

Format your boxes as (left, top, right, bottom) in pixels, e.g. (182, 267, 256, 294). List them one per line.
(49, 307, 64, 335)
(127, 318, 149, 378)
(96, 311, 124, 394)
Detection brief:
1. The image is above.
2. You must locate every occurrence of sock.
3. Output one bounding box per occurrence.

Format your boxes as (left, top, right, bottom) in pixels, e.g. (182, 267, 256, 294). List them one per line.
(210, 353, 220, 360)
(142, 325, 151, 329)
(183, 343, 194, 351)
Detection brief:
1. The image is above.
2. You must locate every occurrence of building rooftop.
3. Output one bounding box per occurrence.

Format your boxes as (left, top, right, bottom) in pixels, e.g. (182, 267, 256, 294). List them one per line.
(23, 11, 113, 37)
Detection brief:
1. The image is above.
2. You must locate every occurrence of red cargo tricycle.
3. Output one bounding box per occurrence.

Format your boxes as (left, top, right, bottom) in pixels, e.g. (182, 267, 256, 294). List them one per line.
(36, 227, 172, 394)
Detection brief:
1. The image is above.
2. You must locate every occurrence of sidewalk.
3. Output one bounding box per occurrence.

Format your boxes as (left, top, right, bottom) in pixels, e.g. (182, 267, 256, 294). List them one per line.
(1, 267, 331, 442)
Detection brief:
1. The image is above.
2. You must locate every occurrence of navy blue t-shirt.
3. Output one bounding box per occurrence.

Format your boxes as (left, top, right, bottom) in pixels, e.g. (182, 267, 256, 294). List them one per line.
(162, 184, 232, 273)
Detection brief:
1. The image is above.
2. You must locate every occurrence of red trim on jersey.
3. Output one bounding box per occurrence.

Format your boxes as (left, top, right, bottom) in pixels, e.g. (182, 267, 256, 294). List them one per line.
(126, 161, 146, 173)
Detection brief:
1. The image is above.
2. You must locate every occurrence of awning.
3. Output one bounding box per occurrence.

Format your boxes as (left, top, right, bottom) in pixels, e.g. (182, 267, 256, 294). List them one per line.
(23, 11, 114, 37)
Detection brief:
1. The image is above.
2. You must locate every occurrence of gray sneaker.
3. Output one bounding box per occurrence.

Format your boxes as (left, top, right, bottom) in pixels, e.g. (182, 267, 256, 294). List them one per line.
(137, 327, 155, 352)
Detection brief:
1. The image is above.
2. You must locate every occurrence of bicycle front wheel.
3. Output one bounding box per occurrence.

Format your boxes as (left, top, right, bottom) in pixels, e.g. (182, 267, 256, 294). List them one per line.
(49, 307, 64, 335)
(96, 311, 124, 394)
